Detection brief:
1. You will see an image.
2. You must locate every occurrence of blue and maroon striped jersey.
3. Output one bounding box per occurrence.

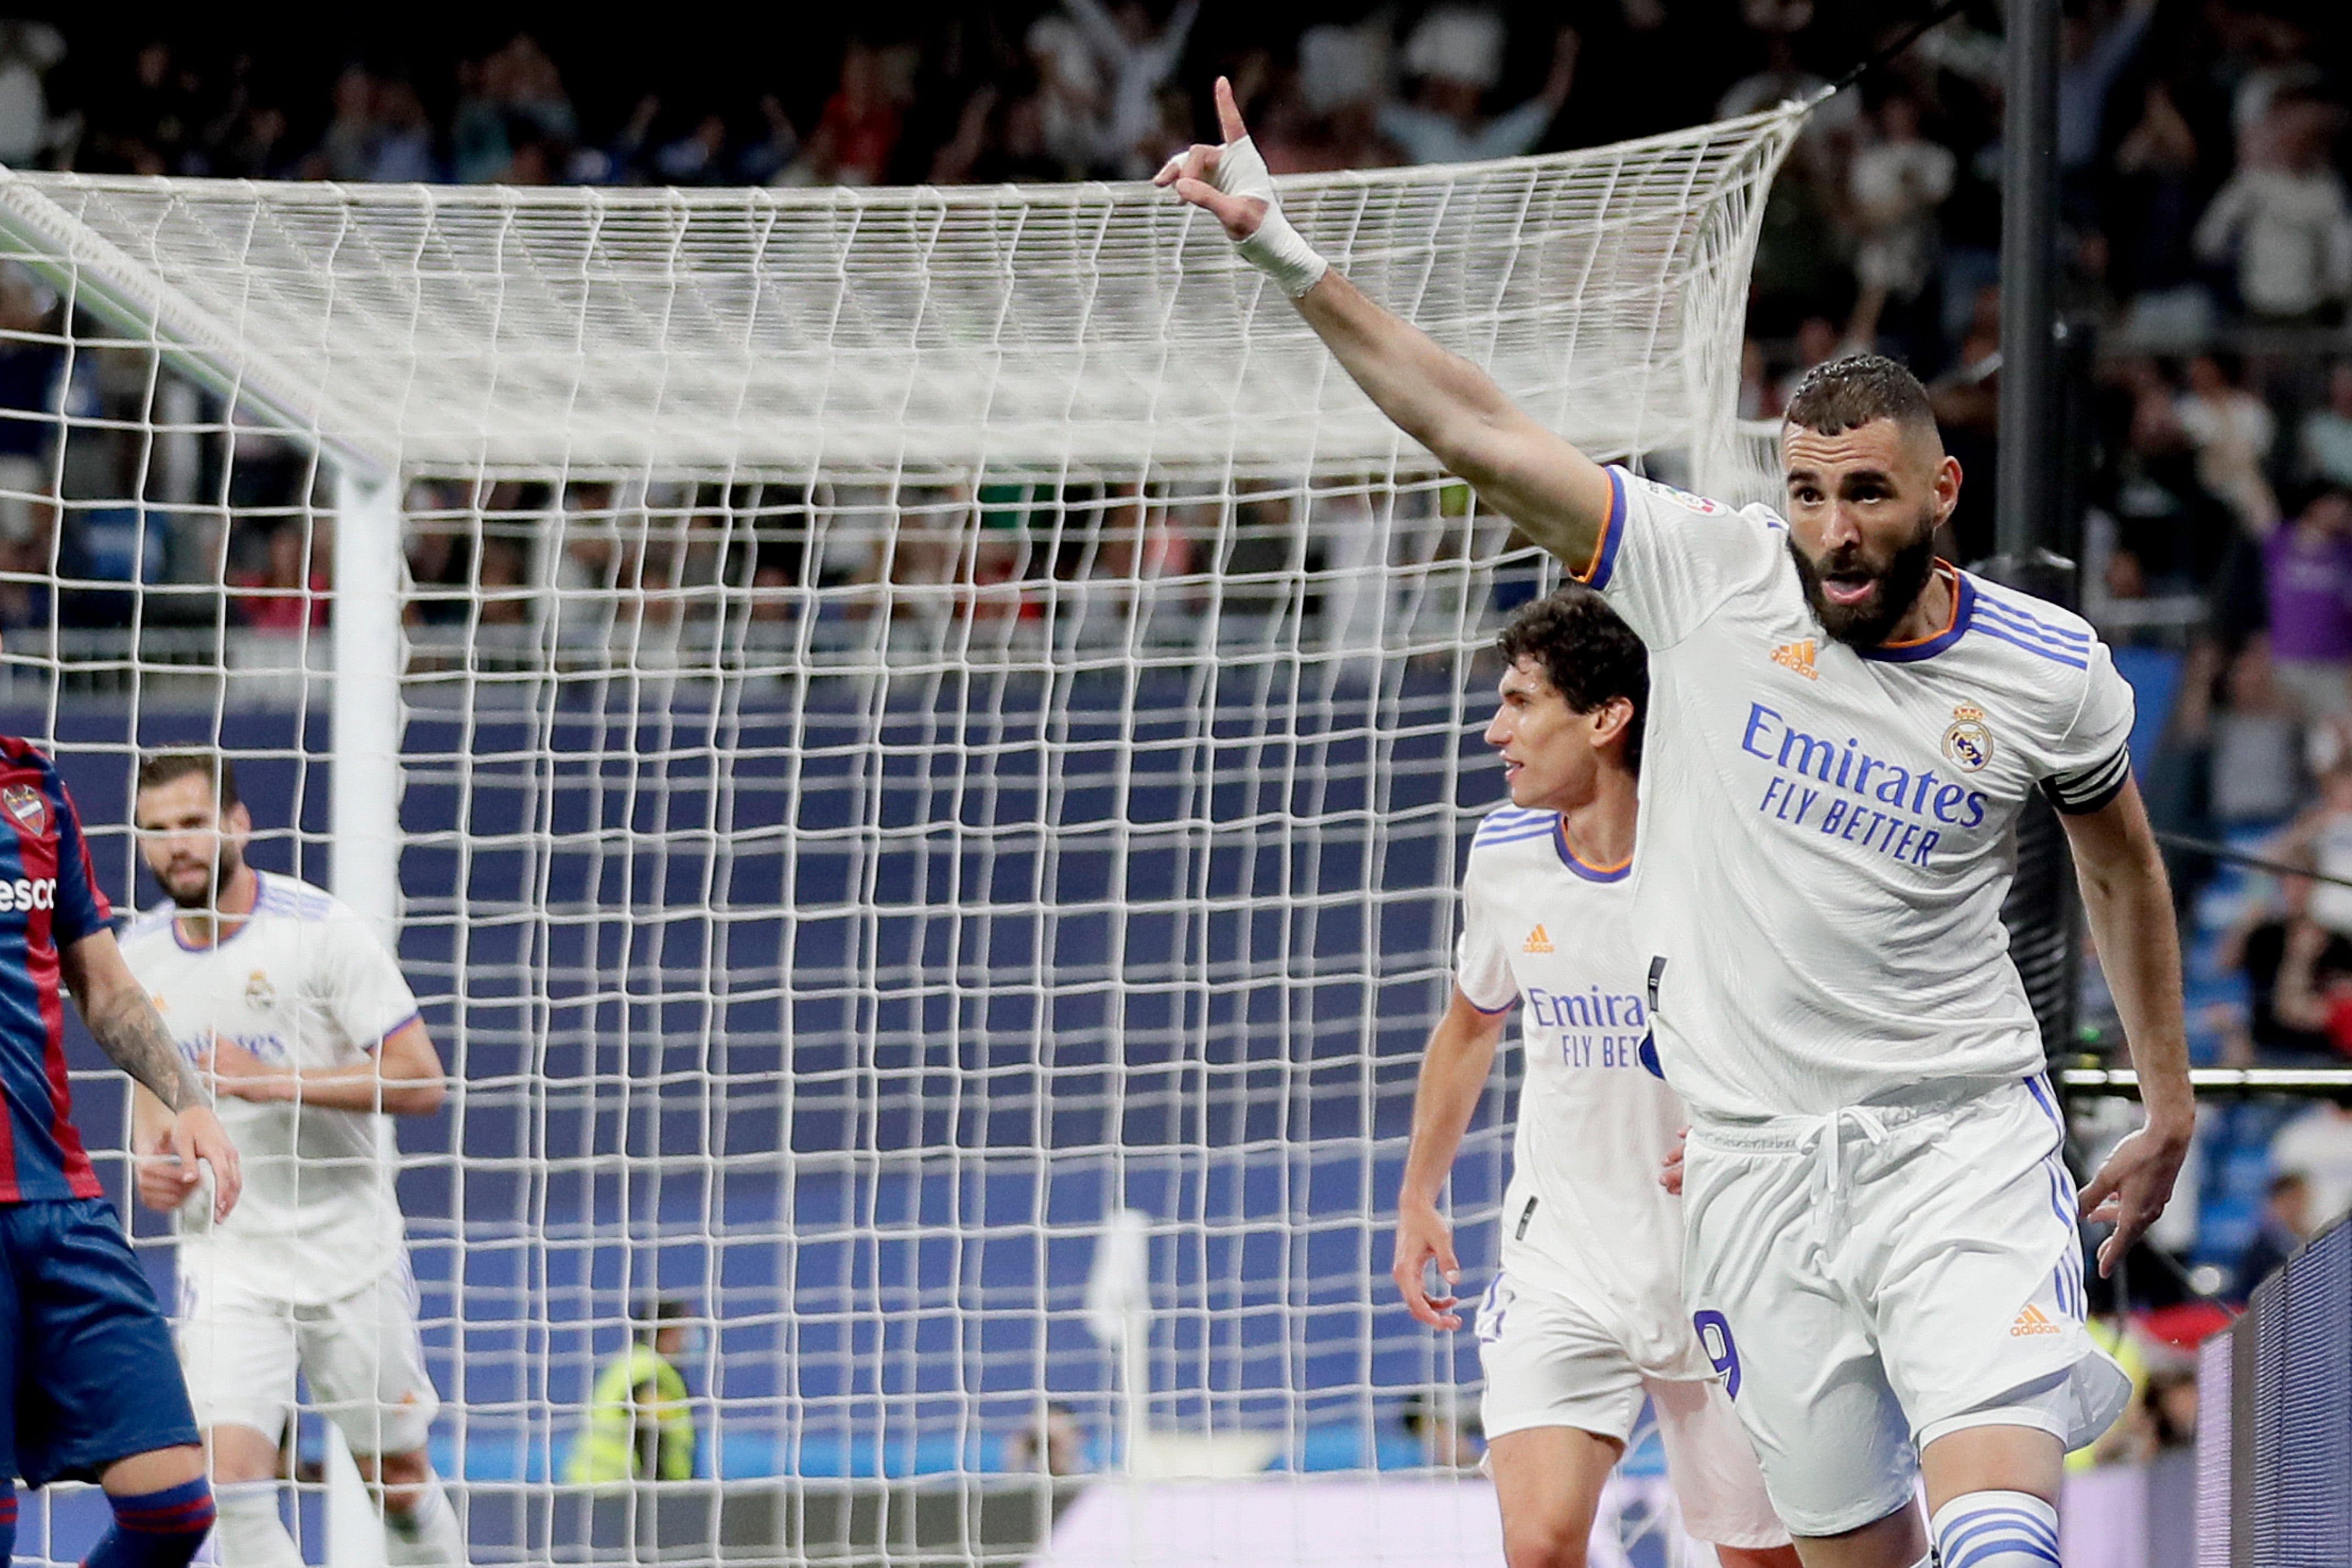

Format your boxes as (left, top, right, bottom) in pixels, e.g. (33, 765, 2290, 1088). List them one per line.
(0, 736, 109, 1203)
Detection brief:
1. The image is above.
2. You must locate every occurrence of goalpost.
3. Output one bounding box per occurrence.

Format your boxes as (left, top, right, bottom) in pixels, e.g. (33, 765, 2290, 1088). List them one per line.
(0, 104, 1803, 1566)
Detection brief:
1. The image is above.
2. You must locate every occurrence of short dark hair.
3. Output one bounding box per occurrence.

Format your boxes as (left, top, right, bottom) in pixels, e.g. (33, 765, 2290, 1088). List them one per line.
(135, 750, 239, 813)
(1784, 353, 1938, 440)
(1494, 585, 1649, 774)
(633, 1295, 692, 1345)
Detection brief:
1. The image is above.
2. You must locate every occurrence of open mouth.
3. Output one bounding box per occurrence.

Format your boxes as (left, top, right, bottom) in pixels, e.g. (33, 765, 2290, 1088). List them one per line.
(1820, 572, 1877, 607)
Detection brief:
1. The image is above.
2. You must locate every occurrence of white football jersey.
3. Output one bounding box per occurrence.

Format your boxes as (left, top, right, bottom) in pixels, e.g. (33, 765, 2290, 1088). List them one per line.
(1456, 808, 1714, 1380)
(119, 872, 422, 1304)
(1581, 466, 2135, 1123)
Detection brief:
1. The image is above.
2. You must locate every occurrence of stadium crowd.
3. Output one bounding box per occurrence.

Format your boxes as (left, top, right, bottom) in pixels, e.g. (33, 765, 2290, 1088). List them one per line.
(0, 0, 2345, 1407)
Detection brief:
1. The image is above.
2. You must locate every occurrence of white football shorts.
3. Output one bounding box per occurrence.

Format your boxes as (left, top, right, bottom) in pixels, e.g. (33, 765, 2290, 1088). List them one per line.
(176, 1259, 441, 1456)
(1679, 1075, 2132, 1537)
(1476, 1271, 1790, 1549)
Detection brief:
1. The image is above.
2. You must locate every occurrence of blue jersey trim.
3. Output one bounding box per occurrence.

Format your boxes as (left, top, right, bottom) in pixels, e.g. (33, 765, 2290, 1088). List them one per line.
(1579, 467, 1629, 591)
(369, 1011, 423, 1053)
(1970, 599, 2092, 667)
(1857, 568, 1972, 663)
(1971, 588, 2089, 644)
(1971, 621, 2088, 669)
(1552, 818, 1630, 883)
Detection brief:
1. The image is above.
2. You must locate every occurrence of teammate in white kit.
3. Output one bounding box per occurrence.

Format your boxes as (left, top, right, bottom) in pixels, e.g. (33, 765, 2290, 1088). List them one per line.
(1164, 80, 2193, 1568)
(121, 752, 467, 1568)
(1393, 588, 1797, 1568)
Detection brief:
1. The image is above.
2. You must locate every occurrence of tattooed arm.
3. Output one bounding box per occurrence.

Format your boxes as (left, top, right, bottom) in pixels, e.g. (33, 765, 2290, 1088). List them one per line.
(60, 929, 241, 1220)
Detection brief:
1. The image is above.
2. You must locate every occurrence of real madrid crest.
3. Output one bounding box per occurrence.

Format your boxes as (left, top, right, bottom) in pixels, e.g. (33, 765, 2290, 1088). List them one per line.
(245, 969, 276, 1010)
(0, 783, 47, 836)
(1942, 704, 1993, 772)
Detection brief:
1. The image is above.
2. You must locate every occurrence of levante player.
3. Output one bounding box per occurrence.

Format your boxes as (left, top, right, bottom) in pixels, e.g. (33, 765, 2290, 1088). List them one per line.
(0, 735, 240, 1567)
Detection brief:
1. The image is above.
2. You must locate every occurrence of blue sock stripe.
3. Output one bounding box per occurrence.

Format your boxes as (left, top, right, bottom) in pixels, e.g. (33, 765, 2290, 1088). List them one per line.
(1942, 1510, 2061, 1545)
(1942, 1511, 2060, 1549)
(1941, 1511, 2061, 1565)
(1947, 1538, 2063, 1568)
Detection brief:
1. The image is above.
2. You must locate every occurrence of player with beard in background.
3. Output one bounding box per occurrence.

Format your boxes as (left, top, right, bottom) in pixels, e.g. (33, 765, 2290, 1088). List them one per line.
(122, 752, 465, 1568)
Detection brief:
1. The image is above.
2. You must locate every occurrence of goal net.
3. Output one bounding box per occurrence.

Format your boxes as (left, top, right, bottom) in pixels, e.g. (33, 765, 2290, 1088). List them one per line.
(0, 103, 1804, 1566)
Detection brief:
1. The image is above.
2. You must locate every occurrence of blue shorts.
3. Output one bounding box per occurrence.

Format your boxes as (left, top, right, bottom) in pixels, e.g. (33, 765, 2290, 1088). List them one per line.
(0, 1197, 198, 1487)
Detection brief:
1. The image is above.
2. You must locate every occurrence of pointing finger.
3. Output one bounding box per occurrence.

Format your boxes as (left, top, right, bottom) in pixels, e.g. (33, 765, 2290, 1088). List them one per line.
(1214, 76, 1247, 144)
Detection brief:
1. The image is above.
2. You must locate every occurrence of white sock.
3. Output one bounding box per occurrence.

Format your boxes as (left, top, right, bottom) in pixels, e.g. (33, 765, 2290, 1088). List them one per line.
(213, 1481, 305, 1568)
(382, 1469, 468, 1567)
(1930, 1489, 2061, 1568)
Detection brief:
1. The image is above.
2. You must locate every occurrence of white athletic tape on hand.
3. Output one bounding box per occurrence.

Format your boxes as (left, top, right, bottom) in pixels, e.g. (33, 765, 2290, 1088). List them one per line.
(1206, 136, 1328, 299)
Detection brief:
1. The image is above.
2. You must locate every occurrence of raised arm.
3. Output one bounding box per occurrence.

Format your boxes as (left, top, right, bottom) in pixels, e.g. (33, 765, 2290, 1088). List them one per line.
(1390, 988, 1511, 1329)
(60, 928, 241, 1220)
(1157, 77, 1615, 568)
(2061, 775, 2192, 1277)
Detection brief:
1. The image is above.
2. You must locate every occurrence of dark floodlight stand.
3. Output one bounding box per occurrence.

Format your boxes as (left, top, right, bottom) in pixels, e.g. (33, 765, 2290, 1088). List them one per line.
(1993, 0, 2064, 576)
(1977, 0, 2085, 1065)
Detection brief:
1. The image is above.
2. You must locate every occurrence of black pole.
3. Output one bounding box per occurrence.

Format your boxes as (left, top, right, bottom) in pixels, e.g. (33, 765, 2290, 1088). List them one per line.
(1984, 0, 2081, 1065)
(1996, 0, 2061, 561)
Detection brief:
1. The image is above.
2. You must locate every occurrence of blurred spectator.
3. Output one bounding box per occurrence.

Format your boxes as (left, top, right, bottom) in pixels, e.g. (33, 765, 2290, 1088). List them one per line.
(2263, 488, 2352, 718)
(655, 115, 732, 185)
(1716, 18, 1841, 125)
(88, 40, 199, 175)
(2146, 1362, 2198, 1449)
(2055, 0, 2153, 209)
(740, 97, 800, 186)
(308, 64, 378, 182)
(2109, 81, 2209, 339)
(2192, 95, 2352, 325)
(2220, 871, 2352, 1059)
(1063, 0, 1200, 180)
(370, 80, 438, 182)
(234, 520, 330, 631)
(2298, 363, 2352, 490)
(797, 41, 905, 187)
(2206, 641, 2305, 824)
(2271, 768, 2352, 940)
(1381, 10, 1575, 166)
(451, 35, 577, 185)
(2270, 1102, 2352, 1227)
(0, 21, 66, 168)
(1844, 94, 1953, 361)
(209, 102, 296, 182)
(2234, 1170, 2312, 1291)
(1773, 316, 1860, 412)
(0, 264, 58, 553)
(1002, 1402, 1089, 1475)
(2175, 353, 2279, 534)
(1025, 16, 1110, 178)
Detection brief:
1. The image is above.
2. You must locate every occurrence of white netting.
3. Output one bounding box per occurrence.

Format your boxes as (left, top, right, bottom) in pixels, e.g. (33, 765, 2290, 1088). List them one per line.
(0, 103, 1801, 1567)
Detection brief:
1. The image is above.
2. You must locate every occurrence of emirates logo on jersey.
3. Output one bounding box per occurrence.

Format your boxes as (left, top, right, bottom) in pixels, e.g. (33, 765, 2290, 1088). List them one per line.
(0, 784, 47, 836)
(1522, 924, 1553, 954)
(1769, 639, 1818, 680)
(245, 969, 276, 1010)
